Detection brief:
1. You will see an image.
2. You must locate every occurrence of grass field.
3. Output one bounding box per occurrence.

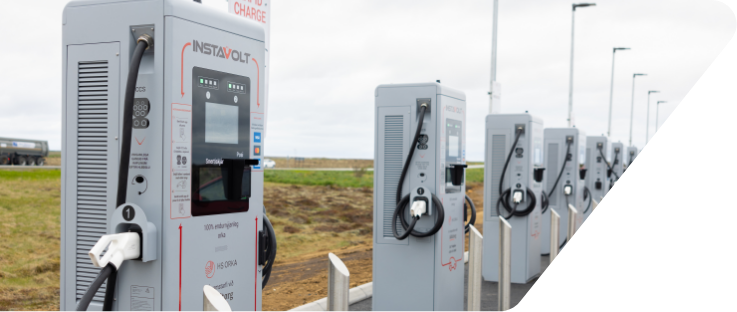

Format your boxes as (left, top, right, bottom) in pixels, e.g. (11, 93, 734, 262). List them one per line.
(0, 167, 485, 310)
(0, 170, 61, 311)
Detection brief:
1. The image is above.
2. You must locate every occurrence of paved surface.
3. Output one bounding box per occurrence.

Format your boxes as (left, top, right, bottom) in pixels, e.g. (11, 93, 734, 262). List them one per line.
(350, 256, 551, 311)
(0, 165, 60, 170)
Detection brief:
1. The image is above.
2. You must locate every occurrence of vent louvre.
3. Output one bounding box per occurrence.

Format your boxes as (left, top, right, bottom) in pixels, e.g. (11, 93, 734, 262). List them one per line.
(75, 60, 109, 303)
(488, 135, 506, 217)
(383, 115, 404, 238)
(546, 143, 559, 204)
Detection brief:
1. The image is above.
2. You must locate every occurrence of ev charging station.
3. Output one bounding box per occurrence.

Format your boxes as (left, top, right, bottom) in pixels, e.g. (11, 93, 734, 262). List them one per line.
(584, 136, 610, 220)
(482, 114, 543, 284)
(373, 83, 472, 310)
(61, 0, 276, 310)
(540, 128, 587, 254)
(627, 146, 638, 168)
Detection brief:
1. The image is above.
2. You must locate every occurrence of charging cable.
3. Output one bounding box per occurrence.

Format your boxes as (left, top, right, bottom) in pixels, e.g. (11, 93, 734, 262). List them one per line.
(541, 139, 573, 214)
(392, 104, 445, 240)
(599, 146, 620, 181)
(464, 195, 477, 233)
(496, 128, 536, 220)
(261, 210, 277, 288)
(77, 233, 141, 311)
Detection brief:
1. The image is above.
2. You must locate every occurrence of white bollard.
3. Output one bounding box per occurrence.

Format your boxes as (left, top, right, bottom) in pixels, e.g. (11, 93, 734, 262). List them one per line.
(327, 252, 350, 311)
(568, 204, 578, 284)
(203, 285, 232, 311)
(550, 209, 560, 262)
(468, 225, 483, 311)
(593, 198, 599, 211)
(498, 217, 512, 311)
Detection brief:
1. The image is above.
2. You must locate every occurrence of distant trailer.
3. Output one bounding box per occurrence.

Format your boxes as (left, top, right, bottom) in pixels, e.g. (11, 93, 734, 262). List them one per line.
(0, 137, 49, 166)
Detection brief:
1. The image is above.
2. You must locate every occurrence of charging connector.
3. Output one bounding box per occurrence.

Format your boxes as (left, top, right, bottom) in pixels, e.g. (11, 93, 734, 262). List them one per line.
(563, 184, 573, 196)
(410, 200, 428, 218)
(89, 232, 141, 270)
(513, 190, 524, 204)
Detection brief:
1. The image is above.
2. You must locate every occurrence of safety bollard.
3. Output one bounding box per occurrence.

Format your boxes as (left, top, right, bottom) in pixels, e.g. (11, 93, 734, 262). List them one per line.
(468, 225, 483, 311)
(593, 199, 599, 211)
(568, 204, 579, 240)
(203, 285, 232, 311)
(550, 209, 561, 262)
(327, 253, 350, 311)
(498, 216, 512, 311)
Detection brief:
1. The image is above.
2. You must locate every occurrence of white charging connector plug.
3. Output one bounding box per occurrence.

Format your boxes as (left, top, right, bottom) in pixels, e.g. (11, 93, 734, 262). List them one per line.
(89, 232, 141, 270)
(410, 200, 427, 218)
(564, 185, 573, 196)
(513, 190, 524, 204)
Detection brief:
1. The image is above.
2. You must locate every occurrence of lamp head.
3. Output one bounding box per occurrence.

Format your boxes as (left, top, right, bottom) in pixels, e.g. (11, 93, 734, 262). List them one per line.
(634, 73, 647, 77)
(614, 47, 631, 52)
(573, 3, 596, 10)
(649, 90, 660, 94)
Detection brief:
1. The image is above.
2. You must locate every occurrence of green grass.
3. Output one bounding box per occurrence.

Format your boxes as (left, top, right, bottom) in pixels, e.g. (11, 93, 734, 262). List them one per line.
(265, 168, 484, 187)
(265, 170, 374, 188)
(466, 168, 484, 183)
(48, 151, 61, 158)
(0, 169, 62, 310)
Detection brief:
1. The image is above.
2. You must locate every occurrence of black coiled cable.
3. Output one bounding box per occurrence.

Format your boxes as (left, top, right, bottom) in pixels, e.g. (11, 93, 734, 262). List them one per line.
(599, 147, 620, 181)
(582, 186, 593, 214)
(496, 130, 536, 219)
(392, 105, 444, 240)
(541, 140, 573, 214)
(262, 213, 277, 288)
(464, 195, 477, 233)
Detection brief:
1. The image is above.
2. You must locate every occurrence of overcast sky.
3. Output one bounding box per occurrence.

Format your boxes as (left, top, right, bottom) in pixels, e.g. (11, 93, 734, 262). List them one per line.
(0, 0, 733, 160)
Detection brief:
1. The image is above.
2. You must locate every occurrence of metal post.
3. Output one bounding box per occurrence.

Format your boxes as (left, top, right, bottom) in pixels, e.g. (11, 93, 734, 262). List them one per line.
(629, 76, 635, 145)
(568, 204, 579, 240)
(607, 50, 616, 137)
(567, 8, 576, 127)
(549, 209, 561, 262)
(327, 252, 350, 311)
(203, 285, 232, 311)
(629, 74, 646, 146)
(489, 0, 499, 114)
(468, 225, 483, 311)
(498, 217, 512, 311)
(645, 91, 653, 150)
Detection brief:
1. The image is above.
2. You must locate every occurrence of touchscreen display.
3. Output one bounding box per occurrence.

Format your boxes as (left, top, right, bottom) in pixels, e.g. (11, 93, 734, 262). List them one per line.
(205, 102, 238, 144)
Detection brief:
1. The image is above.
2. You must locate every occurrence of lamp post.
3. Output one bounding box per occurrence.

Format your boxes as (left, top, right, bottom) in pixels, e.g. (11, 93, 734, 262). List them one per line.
(567, 2, 596, 127)
(606, 47, 630, 137)
(489, 0, 499, 114)
(629, 73, 647, 146)
(656, 101, 667, 132)
(646, 90, 659, 144)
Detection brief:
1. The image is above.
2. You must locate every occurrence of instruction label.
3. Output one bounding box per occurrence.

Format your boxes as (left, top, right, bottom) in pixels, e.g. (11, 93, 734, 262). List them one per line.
(171, 103, 192, 219)
(130, 286, 154, 311)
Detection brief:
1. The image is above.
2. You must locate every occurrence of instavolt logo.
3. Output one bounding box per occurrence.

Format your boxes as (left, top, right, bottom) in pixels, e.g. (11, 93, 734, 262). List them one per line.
(193, 40, 250, 63)
(206, 158, 224, 166)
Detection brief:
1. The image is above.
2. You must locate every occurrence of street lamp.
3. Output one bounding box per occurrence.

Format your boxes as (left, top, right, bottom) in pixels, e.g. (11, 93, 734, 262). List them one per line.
(628, 73, 647, 146)
(567, 2, 597, 127)
(646, 90, 659, 144)
(489, 0, 499, 114)
(606, 47, 631, 137)
(656, 101, 667, 132)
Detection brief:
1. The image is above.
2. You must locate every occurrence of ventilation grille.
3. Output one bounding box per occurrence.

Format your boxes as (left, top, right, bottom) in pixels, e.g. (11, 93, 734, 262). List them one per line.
(383, 116, 404, 238)
(546, 143, 559, 203)
(76, 61, 110, 303)
(488, 135, 506, 217)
